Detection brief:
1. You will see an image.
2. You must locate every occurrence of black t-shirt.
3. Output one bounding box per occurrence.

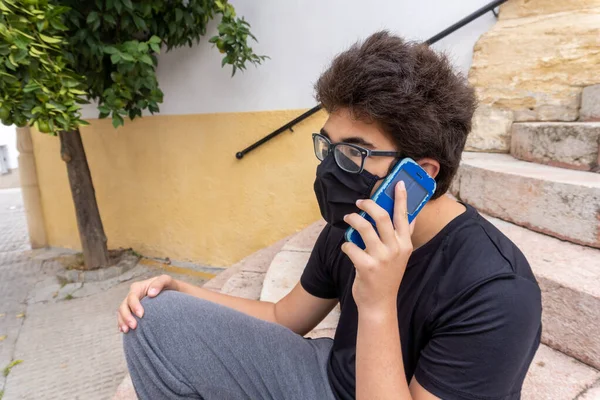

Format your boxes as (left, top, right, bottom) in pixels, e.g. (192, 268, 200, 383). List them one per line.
(300, 203, 542, 400)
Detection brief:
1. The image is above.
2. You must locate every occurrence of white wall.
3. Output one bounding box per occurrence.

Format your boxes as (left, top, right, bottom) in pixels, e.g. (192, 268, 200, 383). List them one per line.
(82, 0, 498, 118)
(0, 125, 18, 169)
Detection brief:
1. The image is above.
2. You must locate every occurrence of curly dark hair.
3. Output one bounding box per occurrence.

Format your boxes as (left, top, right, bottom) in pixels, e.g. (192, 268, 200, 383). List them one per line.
(315, 31, 477, 198)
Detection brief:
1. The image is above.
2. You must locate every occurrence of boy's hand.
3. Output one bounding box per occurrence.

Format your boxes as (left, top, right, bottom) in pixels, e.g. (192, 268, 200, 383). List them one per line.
(341, 181, 414, 315)
(117, 274, 178, 333)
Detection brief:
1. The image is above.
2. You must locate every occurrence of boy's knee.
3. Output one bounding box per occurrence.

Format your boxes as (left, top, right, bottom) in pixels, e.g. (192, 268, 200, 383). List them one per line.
(139, 290, 182, 324)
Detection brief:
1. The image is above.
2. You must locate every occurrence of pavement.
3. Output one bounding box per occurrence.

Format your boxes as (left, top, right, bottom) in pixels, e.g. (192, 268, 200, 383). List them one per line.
(0, 188, 222, 400)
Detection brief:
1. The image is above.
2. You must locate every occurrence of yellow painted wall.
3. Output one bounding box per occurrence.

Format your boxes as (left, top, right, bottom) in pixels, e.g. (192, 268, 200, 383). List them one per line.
(31, 109, 327, 267)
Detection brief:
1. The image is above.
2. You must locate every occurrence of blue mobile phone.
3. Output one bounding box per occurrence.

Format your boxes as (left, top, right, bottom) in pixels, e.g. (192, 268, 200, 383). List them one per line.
(345, 158, 436, 250)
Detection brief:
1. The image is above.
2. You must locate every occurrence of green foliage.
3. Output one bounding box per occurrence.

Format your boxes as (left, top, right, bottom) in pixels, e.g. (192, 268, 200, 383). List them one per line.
(2, 359, 23, 377)
(0, 0, 267, 133)
(0, 0, 88, 133)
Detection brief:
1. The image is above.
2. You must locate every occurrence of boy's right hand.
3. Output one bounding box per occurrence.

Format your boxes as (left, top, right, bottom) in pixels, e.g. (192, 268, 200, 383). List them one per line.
(117, 274, 178, 333)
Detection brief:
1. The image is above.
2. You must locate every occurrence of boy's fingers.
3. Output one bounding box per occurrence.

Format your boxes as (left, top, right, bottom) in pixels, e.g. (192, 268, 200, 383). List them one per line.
(147, 275, 172, 297)
(118, 300, 131, 333)
(356, 199, 396, 247)
(341, 241, 375, 271)
(345, 212, 385, 255)
(393, 181, 410, 237)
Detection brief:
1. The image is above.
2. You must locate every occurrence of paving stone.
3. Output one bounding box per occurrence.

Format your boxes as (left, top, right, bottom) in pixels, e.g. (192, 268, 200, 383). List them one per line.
(522, 344, 600, 400)
(511, 122, 600, 171)
(112, 374, 137, 400)
(453, 152, 600, 248)
(0, 311, 24, 390)
(3, 282, 131, 400)
(0, 189, 30, 253)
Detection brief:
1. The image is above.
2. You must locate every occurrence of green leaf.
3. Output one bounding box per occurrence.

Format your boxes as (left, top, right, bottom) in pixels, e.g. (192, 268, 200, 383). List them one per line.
(221, 56, 229, 67)
(49, 19, 68, 31)
(39, 34, 62, 44)
(139, 54, 153, 65)
(23, 82, 41, 93)
(138, 42, 148, 52)
(120, 53, 134, 62)
(175, 9, 183, 23)
(87, 12, 99, 25)
(149, 43, 160, 54)
(133, 15, 147, 30)
(104, 14, 116, 25)
(114, 1, 122, 14)
(103, 46, 118, 54)
(112, 113, 124, 128)
(148, 35, 161, 44)
(122, 0, 133, 10)
(110, 53, 121, 64)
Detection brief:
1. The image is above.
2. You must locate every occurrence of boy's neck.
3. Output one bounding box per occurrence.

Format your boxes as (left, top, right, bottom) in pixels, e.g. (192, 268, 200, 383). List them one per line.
(411, 195, 466, 250)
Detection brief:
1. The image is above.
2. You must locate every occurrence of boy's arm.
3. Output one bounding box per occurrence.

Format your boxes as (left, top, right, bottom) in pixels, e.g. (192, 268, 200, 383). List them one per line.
(118, 274, 337, 336)
(176, 279, 338, 335)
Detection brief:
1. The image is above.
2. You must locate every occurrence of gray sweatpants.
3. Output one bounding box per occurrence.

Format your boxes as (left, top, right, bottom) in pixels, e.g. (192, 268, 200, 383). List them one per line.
(122, 290, 337, 400)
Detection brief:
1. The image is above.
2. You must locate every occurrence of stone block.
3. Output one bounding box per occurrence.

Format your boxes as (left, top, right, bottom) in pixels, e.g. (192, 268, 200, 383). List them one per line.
(469, 8, 600, 122)
(581, 84, 600, 122)
(466, 105, 514, 153)
(454, 153, 600, 248)
(511, 122, 600, 171)
(499, 0, 600, 20)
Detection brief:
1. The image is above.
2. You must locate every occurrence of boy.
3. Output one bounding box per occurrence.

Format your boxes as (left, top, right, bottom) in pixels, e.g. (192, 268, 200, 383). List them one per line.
(119, 31, 541, 399)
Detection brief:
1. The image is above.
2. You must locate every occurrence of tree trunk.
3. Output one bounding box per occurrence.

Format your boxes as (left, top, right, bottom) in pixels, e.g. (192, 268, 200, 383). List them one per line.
(59, 128, 109, 270)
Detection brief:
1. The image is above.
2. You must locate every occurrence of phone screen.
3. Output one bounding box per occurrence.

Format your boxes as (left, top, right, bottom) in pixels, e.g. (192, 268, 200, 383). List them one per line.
(383, 169, 428, 214)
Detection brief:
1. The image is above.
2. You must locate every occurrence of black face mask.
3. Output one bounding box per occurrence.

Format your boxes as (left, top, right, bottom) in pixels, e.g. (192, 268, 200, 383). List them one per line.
(313, 155, 382, 230)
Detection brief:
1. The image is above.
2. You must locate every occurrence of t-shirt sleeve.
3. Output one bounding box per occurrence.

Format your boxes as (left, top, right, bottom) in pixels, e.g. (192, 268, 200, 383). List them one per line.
(414, 275, 542, 400)
(300, 224, 338, 299)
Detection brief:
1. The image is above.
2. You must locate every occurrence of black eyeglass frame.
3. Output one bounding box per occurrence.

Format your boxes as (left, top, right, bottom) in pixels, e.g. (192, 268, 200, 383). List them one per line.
(312, 133, 404, 174)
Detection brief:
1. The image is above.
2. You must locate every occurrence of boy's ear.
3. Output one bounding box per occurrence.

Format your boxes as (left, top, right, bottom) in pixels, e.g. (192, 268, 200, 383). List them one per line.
(418, 158, 440, 179)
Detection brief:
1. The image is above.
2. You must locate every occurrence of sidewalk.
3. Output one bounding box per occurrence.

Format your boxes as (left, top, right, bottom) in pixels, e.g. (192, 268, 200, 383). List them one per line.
(0, 189, 220, 399)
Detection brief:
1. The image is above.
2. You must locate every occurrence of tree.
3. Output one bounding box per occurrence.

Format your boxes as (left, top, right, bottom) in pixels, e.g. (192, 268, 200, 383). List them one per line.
(0, 0, 266, 269)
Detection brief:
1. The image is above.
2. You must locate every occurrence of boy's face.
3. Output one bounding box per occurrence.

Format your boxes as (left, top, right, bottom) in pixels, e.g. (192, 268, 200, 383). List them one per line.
(321, 108, 399, 196)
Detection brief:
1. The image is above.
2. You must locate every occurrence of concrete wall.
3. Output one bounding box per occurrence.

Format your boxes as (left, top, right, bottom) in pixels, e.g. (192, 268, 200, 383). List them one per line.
(0, 125, 18, 169)
(33, 1, 498, 266)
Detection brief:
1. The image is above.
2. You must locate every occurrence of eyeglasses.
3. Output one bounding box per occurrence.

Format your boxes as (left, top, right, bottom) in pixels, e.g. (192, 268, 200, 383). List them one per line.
(312, 133, 404, 174)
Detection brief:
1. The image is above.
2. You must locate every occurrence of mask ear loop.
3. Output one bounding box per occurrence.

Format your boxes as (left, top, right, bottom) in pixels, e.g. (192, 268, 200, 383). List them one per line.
(384, 156, 404, 177)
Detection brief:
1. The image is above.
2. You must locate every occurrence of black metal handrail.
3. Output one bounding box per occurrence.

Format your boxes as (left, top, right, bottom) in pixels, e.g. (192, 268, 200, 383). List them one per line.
(235, 0, 507, 160)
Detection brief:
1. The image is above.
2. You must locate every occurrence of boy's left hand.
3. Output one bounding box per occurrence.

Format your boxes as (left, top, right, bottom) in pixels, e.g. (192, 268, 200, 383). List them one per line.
(341, 181, 414, 315)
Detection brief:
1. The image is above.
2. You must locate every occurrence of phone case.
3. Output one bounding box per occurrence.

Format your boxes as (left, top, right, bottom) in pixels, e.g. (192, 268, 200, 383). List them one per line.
(344, 158, 436, 250)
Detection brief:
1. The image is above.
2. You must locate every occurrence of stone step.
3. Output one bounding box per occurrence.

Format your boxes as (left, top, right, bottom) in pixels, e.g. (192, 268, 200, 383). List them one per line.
(523, 344, 600, 400)
(451, 152, 600, 248)
(511, 122, 600, 172)
(259, 220, 340, 335)
(486, 215, 600, 370)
